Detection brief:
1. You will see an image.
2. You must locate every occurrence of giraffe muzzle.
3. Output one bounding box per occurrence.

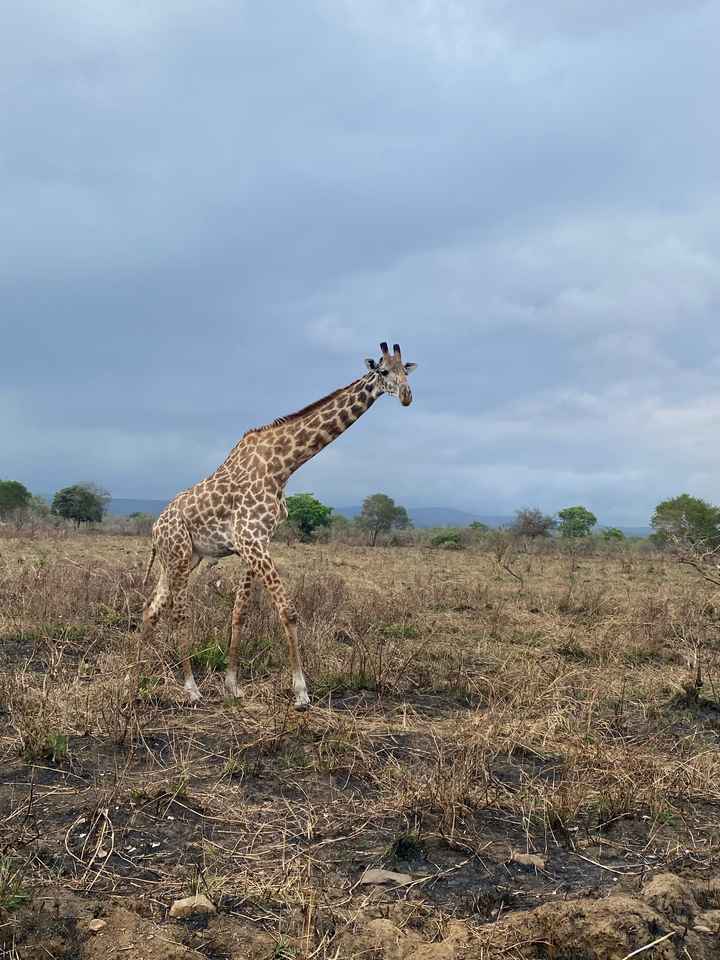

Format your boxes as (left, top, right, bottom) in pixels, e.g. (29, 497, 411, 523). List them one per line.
(399, 385, 412, 406)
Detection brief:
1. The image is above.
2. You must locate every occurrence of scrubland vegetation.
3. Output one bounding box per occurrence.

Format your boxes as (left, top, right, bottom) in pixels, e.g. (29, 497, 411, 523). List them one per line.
(2, 525, 720, 958)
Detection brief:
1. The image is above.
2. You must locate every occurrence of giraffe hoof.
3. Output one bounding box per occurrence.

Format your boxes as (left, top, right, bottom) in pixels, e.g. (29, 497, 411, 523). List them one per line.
(184, 682, 202, 704)
(225, 677, 241, 699)
(294, 697, 311, 712)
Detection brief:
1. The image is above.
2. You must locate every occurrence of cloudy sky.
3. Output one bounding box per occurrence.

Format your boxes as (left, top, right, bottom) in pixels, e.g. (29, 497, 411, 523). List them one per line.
(2, 1, 719, 523)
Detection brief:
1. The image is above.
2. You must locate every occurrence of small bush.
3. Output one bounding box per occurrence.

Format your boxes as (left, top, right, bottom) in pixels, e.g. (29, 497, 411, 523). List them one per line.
(139, 675, 162, 698)
(192, 641, 228, 672)
(430, 528, 463, 548)
(22, 731, 69, 764)
(0, 857, 32, 911)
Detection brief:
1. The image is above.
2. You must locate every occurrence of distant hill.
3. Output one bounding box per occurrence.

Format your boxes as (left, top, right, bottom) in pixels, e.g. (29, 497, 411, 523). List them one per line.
(106, 498, 651, 536)
(336, 506, 513, 528)
(108, 498, 169, 516)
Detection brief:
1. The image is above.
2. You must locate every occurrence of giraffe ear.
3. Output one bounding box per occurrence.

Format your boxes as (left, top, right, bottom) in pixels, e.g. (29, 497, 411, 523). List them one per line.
(404, 362, 417, 374)
(365, 358, 377, 371)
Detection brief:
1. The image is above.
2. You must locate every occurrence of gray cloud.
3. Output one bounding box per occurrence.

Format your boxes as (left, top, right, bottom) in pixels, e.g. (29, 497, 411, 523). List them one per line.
(1, 1, 719, 522)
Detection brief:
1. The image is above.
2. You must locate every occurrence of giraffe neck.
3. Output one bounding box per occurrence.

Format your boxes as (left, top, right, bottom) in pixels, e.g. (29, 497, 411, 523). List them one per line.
(262, 373, 383, 482)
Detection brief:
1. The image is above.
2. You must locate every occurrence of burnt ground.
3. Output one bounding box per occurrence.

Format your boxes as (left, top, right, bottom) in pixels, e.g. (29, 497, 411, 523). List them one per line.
(2, 536, 720, 958)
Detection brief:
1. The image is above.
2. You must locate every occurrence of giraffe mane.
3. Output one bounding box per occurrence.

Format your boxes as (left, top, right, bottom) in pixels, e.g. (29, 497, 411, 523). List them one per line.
(239, 377, 368, 441)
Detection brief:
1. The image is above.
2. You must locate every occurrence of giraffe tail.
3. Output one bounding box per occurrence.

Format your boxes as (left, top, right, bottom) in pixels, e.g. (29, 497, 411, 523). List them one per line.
(142, 545, 157, 588)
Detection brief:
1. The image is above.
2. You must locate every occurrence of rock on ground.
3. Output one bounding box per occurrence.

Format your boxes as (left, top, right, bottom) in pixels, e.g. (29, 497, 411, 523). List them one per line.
(168, 894, 216, 919)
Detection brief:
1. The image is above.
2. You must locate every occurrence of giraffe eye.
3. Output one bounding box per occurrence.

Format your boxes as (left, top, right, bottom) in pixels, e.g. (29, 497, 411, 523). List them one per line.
(379, 369, 388, 376)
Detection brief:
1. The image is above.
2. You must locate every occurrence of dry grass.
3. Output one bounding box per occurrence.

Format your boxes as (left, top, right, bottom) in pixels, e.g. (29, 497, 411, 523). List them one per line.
(1, 534, 720, 958)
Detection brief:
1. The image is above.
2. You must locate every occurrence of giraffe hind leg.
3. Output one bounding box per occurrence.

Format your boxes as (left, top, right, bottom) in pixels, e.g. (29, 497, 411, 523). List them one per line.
(168, 547, 203, 703)
(142, 567, 171, 640)
(144, 515, 202, 703)
(174, 579, 200, 702)
(137, 564, 171, 686)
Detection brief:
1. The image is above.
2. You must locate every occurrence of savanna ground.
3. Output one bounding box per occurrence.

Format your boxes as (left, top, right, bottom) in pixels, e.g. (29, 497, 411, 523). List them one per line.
(2, 532, 720, 959)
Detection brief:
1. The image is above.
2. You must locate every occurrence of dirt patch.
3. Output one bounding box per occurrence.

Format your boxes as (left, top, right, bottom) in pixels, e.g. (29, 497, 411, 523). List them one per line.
(470, 872, 720, 958)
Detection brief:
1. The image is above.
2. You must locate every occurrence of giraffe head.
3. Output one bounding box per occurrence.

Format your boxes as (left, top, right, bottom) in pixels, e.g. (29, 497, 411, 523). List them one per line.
(365, 342, 417, 406)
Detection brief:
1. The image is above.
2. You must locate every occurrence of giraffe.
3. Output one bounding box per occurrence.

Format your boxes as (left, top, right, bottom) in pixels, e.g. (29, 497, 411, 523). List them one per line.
(140, 342, 417, 709)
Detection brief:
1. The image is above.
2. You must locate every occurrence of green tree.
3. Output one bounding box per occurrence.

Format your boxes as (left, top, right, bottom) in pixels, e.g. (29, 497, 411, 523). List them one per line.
(51, 484, 108, 526)
(285, 493, 333, 541)
(469, 521, 490, 533)
(511, 507, 556, 539)
(651, 494, 720, 547)
(75, 481, 111, 513)
(557, 505, 597, 539)
(601, 527, 626, 541)
(356, 493, 411, 546)
(0, 480, 31, 519)
(430, 527, 463, 549)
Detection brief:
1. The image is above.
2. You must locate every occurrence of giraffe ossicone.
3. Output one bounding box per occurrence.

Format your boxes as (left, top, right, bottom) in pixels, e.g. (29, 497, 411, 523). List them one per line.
(141, 342, 417, 709)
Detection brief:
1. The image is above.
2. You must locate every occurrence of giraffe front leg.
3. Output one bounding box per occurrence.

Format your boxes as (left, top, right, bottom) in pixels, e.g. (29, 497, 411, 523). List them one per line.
(225, 569, 255, 698)
(173, 586, 201, 703)
(241, 541, 310, 711)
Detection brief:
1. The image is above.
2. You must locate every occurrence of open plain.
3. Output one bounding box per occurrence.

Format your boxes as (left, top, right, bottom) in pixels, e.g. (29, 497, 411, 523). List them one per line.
(1, 532, 720, 958)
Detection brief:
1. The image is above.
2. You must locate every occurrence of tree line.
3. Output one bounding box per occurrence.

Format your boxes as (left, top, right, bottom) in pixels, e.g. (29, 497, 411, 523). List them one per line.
(283, 492, 410, 545)
(0, 480, 110, 527)
(510, 495, 720, 548)
(2, 478, 719, 549)
(283, 492, 720, 548)
(283, 498, 607, 544)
